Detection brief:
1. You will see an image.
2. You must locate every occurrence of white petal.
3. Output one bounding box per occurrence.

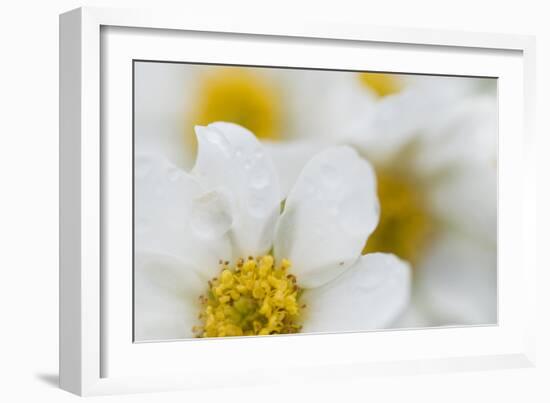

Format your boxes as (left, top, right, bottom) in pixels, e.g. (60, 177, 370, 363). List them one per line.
(389, 298, 437, 329)
(416, 231, 497, 325)
(302, 253, 411, 333)
(412, 95, 498, 176)
(274, 146, 379, 288)
(427, 162, 497, 244)
(134, 62, 197, 168)
(262, 139, 330, 199)
(134, 253, 204, 341)
(353, 76, 488, 163)
(135, 153, 232, 280)
(192, 122, 282, 257)
(285, 71, 377, 142)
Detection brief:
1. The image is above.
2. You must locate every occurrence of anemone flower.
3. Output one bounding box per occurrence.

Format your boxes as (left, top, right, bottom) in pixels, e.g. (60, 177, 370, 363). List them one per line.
(134, 63, 334, 170)
(135, 122, 410, 340)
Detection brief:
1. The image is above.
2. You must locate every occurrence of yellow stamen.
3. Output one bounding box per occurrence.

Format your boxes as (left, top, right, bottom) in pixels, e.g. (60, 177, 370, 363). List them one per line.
(358, 72, 403, 97)
(363, 167, 434, 265)
(194, 255, 303, 338)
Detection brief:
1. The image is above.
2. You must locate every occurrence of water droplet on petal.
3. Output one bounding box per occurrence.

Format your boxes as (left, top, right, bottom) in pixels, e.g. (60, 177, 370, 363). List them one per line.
(206, 128, 232, 157)
(190, 191, 233, 239)
(249, 165, 270, 190)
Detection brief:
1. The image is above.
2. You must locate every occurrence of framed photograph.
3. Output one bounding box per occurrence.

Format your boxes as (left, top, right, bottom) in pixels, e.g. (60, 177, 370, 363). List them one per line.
(60, 7, 536, 396)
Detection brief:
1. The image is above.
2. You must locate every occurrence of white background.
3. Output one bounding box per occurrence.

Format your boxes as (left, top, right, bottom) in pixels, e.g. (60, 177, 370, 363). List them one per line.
(0, 0, 547, 402)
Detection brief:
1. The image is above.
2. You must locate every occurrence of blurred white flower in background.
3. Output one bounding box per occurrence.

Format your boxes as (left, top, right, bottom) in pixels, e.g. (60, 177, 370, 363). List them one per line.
(266, 73, 497, 326)
(135, 122, 410, 340)
(134, 61, 497, 329)
(134, 63, 339, 169)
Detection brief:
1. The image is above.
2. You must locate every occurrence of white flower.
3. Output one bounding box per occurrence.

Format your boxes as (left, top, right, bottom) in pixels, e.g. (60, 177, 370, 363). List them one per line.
(264, 76, 497, 327)
(134, 63, 337, 170)
(135, 122, 410, 340)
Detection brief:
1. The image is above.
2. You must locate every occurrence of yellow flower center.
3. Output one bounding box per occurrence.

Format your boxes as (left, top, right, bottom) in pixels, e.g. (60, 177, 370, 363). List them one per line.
(363, 167, 434, 265)
(187, 68, 282, 150)
(193, 255, 304, 338)
(358, 72, 403, 97)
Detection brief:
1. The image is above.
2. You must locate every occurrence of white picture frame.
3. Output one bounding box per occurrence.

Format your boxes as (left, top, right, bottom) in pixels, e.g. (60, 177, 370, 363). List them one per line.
(59, 6, 537, 396)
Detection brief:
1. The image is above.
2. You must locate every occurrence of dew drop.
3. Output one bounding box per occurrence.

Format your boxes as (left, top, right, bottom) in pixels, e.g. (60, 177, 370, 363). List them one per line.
(206, 128, 232, 157)
(249, 165, 270, 190)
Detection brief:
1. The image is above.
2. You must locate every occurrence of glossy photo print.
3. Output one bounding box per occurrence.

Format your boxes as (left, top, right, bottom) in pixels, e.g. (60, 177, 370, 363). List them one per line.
(133, 62, 497, 341)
